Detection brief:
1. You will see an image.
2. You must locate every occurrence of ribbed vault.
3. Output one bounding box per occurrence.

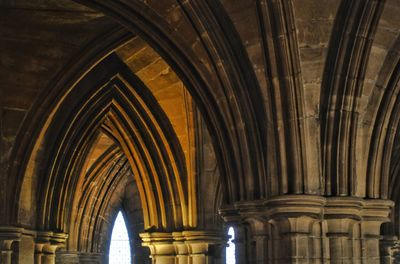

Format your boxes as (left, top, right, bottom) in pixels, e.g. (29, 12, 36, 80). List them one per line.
(5, 0, 400, 221)
(75, 0, 268, 203)
(14, 51, 204, 235)
(3, 0, 400, 262)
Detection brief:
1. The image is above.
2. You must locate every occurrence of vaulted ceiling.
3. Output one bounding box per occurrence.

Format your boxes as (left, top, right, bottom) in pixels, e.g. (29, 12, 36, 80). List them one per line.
(2, 0, 400, 242)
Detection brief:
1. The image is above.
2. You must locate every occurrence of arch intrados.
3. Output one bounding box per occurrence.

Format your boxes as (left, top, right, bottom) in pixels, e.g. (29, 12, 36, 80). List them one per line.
(75, 0, 254, 200)
(15, 54, 197, 233)
(10, 23, 237, 229)
(8, 0, 267, 232)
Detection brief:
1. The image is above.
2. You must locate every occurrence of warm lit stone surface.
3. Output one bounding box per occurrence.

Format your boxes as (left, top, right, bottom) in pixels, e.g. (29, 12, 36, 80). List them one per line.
(0, 0, 119, 225)
(221, 195, 394, 263)
(140, 231, 226, 264)
(116, 37, 196, 190)
(2, 0, 400, 263)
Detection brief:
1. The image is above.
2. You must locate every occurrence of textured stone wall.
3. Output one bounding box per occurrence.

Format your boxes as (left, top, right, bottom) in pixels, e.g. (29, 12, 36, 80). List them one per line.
(1, 0, 400, 263)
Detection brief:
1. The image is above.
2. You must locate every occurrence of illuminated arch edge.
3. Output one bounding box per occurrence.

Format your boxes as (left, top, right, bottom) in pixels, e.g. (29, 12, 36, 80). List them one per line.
(75, 0, 267, 203)
(70, 142, 130, 253)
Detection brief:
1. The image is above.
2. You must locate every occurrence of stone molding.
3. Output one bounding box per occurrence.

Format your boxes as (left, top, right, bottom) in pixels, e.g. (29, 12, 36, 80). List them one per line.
(0, 227, 24, 264)
(0, 227, 67, 264)
(140, 230, 227, 263)
(0, 227, 37, 264)
(55, 251, 104, 264)
(220, 195, 394, 263)
(220, 195, 393, 220)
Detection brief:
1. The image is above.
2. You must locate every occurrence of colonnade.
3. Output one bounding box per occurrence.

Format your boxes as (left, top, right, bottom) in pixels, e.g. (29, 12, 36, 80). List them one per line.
(2, 195, 400, 263)
(0, 228, 67, 264)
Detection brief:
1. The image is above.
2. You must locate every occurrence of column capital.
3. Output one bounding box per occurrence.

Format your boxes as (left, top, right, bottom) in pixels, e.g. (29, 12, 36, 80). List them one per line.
(36, 231, 68, 254)
(140, 230, 225, 243)
(0, 226, 36, 264)
(0, 226, 24, 250)
(219, 195, 394, 263)
(140, 232, 175, 257)
(140, 230, 227, 263)
(220, 195, 393, 223)
(220, 195, 326, 222)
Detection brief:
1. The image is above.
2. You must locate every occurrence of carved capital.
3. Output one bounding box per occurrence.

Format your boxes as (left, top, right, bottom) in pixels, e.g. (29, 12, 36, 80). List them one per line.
(140, 230, 227, 264)
(220, 195, 394, 263)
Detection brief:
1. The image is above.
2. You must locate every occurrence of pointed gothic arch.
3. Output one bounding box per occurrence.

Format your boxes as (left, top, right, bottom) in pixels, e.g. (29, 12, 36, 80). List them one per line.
(17, 53, 194, 233)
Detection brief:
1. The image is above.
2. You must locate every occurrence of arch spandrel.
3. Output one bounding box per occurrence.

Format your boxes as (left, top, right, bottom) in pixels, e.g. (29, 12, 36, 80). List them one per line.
(3, 0, 400, 262)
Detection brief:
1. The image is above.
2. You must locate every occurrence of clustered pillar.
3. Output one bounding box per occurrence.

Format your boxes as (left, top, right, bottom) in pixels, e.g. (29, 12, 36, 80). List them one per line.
(140, 230, 227, 264)
(0, 227, 21, 264)
(34, 232, 67, 264)
(56, 252, 104, 264)
(381, 235, 400, 263)
(0, 196, 395, 264)
(0, 228, 67, 264)
(220, 195, 394, 264)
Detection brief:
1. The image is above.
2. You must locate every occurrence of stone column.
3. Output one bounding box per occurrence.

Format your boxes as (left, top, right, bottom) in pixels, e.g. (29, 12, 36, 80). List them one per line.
(324, 198, 393, 264)
(34, 244, 44, 264)
(181, 231, 226, 264)
(362, 199, 394, 263)
(380, 236, 400, 264)
(221, 195, 326, 264)
(56, 251, 104, 264)
(78, 252, 103, 263)
(324, 198, 362, 263)
(220, 195, 393, 264)
(140, 231, 227, 264)
(0, 227, 23, 264)
(35, 232, 68, 264)
(140, 232, 175, 264)
(0, 240, 14, 264)
(55, 251, 80, 264)
(41, 248, 57, 264)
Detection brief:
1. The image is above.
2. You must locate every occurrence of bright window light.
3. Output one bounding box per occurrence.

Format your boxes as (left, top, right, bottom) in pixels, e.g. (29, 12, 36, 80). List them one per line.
(226, 227, 236, 264)
(109, 211, 131, 264)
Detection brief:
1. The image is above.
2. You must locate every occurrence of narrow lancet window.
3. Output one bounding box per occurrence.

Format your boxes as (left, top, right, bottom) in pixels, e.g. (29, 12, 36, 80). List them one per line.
(226, 227, 236, 264)
(109, 211, 131, 264)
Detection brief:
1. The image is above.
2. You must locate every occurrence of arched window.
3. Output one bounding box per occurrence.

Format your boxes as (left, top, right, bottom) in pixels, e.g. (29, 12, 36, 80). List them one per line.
(109, 211, 131, 264)
(226, 227, 236, 264)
